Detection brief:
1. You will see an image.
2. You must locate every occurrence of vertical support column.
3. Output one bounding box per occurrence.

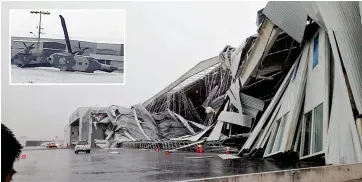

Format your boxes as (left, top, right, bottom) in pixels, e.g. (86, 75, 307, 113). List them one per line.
(88, 114, 92, 148)
(78, 118, 82, 142)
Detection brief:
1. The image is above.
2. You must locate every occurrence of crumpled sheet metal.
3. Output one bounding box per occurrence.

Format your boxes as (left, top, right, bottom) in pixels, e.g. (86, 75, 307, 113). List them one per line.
(116, 116, 149, 141)
(168, 110, 196, 134)
(152, 111, 191, 140)
(218, 45, 236, 70)
(263, 1, 308, 43)
(132, 104, 160, 140)
(302, 1, 326, 29)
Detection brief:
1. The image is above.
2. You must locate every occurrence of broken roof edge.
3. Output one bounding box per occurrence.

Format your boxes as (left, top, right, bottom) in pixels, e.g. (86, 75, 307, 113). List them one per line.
(142, 56, 220, 107)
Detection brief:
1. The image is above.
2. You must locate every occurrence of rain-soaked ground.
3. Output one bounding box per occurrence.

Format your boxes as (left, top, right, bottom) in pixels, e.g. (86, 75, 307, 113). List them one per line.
(13, 148, 320, 182)
(10, 65, 124, 84)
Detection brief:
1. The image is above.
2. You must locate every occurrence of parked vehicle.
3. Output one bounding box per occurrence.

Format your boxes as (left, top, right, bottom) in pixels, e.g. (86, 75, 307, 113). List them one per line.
(74, 141, 91, 154)
(46, 143, 58, 149)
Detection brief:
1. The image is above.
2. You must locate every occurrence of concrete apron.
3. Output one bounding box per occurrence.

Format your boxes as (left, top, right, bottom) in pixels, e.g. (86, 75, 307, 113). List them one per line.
(179, 163, 362, 182)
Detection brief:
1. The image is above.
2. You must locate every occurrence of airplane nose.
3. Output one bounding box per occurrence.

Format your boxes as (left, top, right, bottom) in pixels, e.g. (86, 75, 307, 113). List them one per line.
(47, 55, 54, 64)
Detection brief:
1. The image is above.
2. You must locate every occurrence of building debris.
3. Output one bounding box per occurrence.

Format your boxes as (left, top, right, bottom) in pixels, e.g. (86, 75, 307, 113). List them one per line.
(66, 1, 362, 166)
(218, 154, 240, 160)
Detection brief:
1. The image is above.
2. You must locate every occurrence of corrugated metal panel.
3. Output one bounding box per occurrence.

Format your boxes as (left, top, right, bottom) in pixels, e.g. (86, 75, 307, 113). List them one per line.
(218, 111, 252, 127)
(188, 121, 207, 130)
(275, 79, 293, 120)
(240, 93, 265, 111)
(240, 60, 297, 151)
(172, 112, 196, 134)
(80, 109, 90, 141)
(316, 1, 362, 115)
(206, 121, 224, 141)
(326, 33, 362, 164)
(280, 41, 310, 152)
(304, 30, 327, 113)
(242, 105, 259, 119)
(133, 108, 151, 140)
(243, 114, 253, 128)
(263, 1, 308, 43)
(360, 2, 362, 24)
(357, 118, 362, 147)
(239, 19, 281, 86)
(255, 101, 283, 150)
(186, 124, 215, 142)
(302, 1, 326, 30)
(143, 56, 220, 107)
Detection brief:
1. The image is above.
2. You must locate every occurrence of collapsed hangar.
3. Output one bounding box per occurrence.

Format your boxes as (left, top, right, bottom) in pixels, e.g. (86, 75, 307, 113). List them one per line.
(66, 1, 362, 165)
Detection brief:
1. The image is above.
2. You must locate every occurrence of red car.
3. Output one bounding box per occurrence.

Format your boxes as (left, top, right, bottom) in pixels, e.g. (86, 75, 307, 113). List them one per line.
(46, 143, 58, 149)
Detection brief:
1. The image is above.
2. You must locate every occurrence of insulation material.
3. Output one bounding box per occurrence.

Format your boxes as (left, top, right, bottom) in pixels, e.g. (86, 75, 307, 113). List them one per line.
(263, 1, 308, 43)
(325, 31, 362, 165)
(132, 104, 159, 140)
(241, 60, 297, 151)
(316, 1, 362, 115)
(153, 111, 191, 140)
(206, 121, 224, 141)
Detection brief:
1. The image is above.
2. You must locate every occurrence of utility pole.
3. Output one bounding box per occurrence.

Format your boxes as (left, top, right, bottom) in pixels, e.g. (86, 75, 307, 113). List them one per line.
(30, 11, 50, 49)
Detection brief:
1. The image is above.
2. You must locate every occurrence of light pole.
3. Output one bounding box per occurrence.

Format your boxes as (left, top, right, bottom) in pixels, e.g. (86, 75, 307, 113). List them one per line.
(30, 11, 50, 49)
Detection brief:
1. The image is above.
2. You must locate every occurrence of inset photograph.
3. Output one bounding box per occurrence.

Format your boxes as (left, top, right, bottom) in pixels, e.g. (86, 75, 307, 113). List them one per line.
(10, 9, 125, 84)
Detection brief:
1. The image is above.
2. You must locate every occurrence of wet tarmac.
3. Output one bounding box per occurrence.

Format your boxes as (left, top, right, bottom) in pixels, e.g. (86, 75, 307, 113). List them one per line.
(11, 65, 124, 84)
(13, 148, 315, 182)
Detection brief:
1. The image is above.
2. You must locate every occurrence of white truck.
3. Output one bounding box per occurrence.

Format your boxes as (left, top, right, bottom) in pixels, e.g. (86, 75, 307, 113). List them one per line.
(74, 140, 91, 154)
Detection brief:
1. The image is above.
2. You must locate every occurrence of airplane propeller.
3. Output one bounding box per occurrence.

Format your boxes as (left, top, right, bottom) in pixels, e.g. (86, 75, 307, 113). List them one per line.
(22, 42, 35, 54)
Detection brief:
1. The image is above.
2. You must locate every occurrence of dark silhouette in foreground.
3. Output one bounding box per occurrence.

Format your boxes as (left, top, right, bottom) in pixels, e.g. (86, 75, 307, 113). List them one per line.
(1, 124, 23, 182)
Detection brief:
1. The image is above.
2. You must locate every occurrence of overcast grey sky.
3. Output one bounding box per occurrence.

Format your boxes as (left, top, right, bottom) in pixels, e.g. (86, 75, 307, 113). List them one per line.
(10, 9, 125, 43)
(2, 1, 267, 141)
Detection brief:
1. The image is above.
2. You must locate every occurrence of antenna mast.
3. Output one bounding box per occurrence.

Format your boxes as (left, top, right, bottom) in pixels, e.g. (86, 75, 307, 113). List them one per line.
(30, 11, 50, 49)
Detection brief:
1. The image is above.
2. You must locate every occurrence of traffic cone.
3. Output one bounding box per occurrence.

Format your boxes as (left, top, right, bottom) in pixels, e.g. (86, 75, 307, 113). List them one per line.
(226, 146, 230, 154)
(199, 144, 204, 153)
